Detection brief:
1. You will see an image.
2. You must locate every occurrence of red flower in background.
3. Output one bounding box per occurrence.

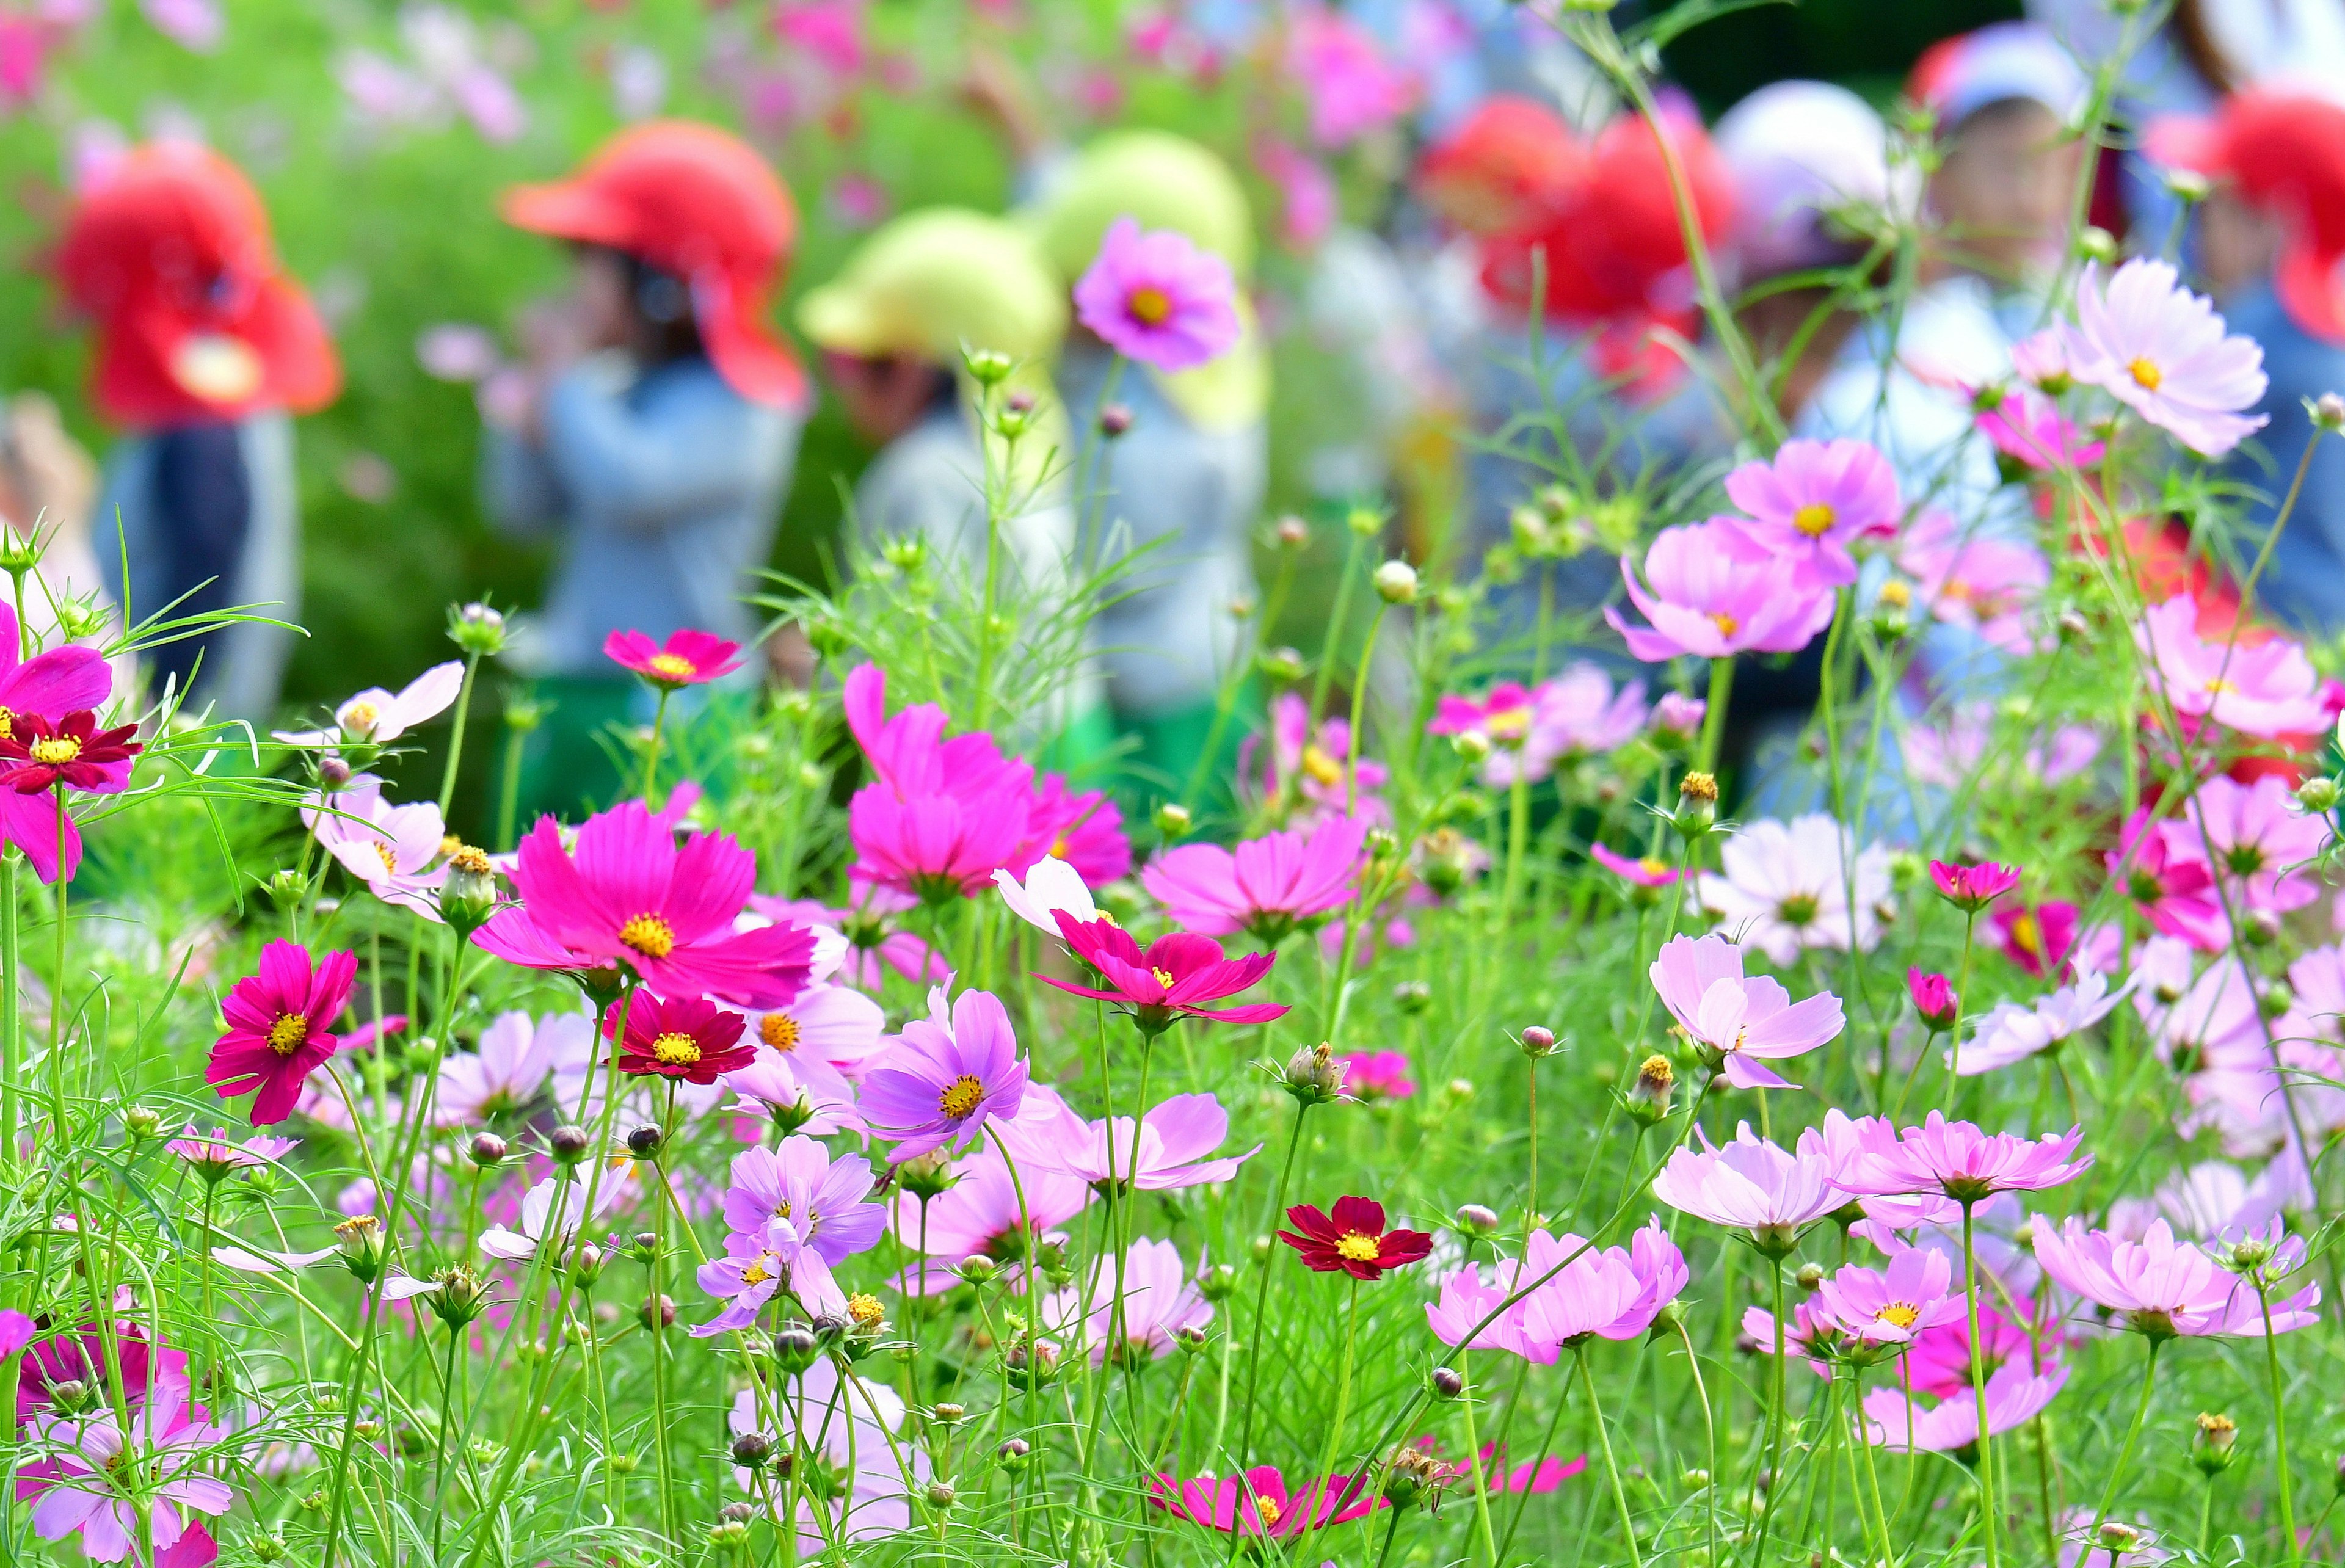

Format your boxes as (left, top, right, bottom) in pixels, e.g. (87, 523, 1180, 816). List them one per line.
(1279, 1196, 1433, 1281)
(607, 990, 753, 1084)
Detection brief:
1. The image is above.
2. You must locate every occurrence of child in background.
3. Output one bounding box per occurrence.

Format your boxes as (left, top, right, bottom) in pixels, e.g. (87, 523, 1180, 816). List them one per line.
(1031, 131, 1267, 804)
(58, 143, 340, 720)
(482, 121, 809, 819)
(2147, 90, 2345, 635)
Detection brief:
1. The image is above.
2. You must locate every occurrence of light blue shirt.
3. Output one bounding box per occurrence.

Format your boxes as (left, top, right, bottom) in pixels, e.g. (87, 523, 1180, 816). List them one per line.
(2223, 283, 2345, 636)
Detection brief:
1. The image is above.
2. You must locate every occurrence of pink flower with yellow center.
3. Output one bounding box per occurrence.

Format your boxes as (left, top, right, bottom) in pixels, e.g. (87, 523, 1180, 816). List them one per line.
(2061, 258, 2267, 456)
(1072, 217, 1242, 372)
(1714, 437, 1901, 589)
(603, 626, 744, 689)
(206, 939, 358, 1127)
(1608, 520, 1838, 662)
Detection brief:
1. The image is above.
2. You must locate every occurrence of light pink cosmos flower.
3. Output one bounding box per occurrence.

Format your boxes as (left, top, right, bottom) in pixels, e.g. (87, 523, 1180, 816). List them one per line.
(2032, 1215, 2319, 1337)
(1810, 1249, 1964, 1348)
(478, 1167, 632, 1263)
(1958, 973, 2132, 1076)
(2106, 1160, 2296, 1244)
(1715, 437, 1902, 589)
(1245, 691, 1387, 826)
(1651, 1123, 1846, 1252)
(165, 1126, 299, 1182)
(1607, 520, 1838, 662)
(1976, 385, 2104, 471)
(729, 1361, 926, 1553)
(720, 1042, 865, 1139)
(1651, 691, 1706, 741)
(2062, 258, 2267, 456)
(738, 980, 887, 1079)
(1845, 1112, 2090, 1204)
(2010, 325, 2079, 391)
(1006, 1089, 1259, 1193)
(276, 659, 464, 747)
(2164, 773, 2332, 915)
(1647, 933, 1845, 1090)
(1797, 1109, 1958, 1233)
(888, 1144, 1091, 1297)
(1426, 1263, 1529, 1354)
(1043, 1237, 1213, 1367)
(1862, 1360, 2069, 1452)
(1697, 813, 1892, 966)
(1896, 510, 2049, 653)
(1513, 1232, 1660, 1358)
(2137, 951, 2267, 1076)
(22, 1374, 230, 1562)
(434, 1009, 592, 1125)
(319, 791, 450, 920)
(1073, 217, 1242, 372)
(1142, 814, 1365, 944)
(750, 888, 945, 991)
(139, 0, 219, 52)
(2137, 594, 2327, 739)
(1287, 6, 1417, 148)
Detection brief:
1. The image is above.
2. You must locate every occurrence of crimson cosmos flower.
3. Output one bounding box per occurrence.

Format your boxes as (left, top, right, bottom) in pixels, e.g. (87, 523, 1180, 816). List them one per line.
(607, 990, 754, 1084)
(0, 710, 141, 794)
(1042, 914, 1289, 1034)
(1279, 1196, 1433, 1281)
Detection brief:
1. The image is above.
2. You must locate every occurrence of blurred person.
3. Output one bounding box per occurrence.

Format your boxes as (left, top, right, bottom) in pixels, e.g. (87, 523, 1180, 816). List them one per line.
(1031, 130, 1268, 801)
(794, 208, 1103, 752)
(57, 143, 341, 720)
(482, 120, 808, 820)
(2148, 90, 2345, 634)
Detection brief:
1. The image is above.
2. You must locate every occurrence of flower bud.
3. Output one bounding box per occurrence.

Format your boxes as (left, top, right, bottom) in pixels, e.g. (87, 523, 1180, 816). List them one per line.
(1259, 645, 1307, 683)
(881, 536, 926, 575)
(1519, 1025, 1557, 1059)
(2075, 225, 2118, 265)
(438, 845, 500, 933)
(625, 1124, 667, 1161)
(1450, 729, 1491, 763)
(628, 1230, 662, 1263)
(448, 601, 506, 656)
(930, 1402, 967, 1426)
(896, 1150, 958, 1199)
(1454, 1203, 1499, 1239)
(774, 1325, 820, 1373)
(1274, 515, 1310, 550)
(1430, 1366, 1465, 1401)
(2192, 1412, 2238, 1475)
(122, 1105, 161, 1141)
(333, 1216, 387, 1283)
(569, 1243, 606, 1288)
(548, 1125, 590, 1166)
(961, 346, 1013, 385)
(1154, 802, 1193, 838)
(264, 868, 307, 912)
(638, 1294, 675, 1333)
(318, 757, 353, 789)
(1392, 979, 1431, 1015)
(1373, 561, 1419, 605)
(468, 1132, 508, 1169)
(426, 1266, 490, 1329)
(1908, 968, 1960, 1033)
(719, 1501, 756, 1524)
(998, 1436, 1032, 1464)
(1795, 1262, 1825, 1293)
(2163, 167, 2211, 204)
(46, 1377, 96, 1415)
(730, 1431, 774, 1470)
(1283, 1042, 1343, 1105)
(958, 1255, 997, 1285)
(0, 526, 42, 575)
(994, 403, 1033, 439)
(1199, 1264, 1238, 1302)
(1626, 1054, 1676, 1123)
(707, 1520, 751, 1547)
(1346, 505, 1383, 538)
(2316, 392, 2345, 434)
(1099, 402, 1133, 438)
(925, 1481, 958, 1510)
(1673, 772, 1718, 837)
(2299, 775, 2340, 814)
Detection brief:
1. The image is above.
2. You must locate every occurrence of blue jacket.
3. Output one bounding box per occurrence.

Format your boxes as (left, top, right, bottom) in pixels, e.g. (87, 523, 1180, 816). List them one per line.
(2222, 283, 2345, 637)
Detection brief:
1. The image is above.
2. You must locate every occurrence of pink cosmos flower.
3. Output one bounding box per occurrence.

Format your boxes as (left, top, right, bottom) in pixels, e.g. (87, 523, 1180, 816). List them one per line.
(474, 802, 814, 1007)
(2137, 948, 2269, 1078)
(860, 985, 1028, 1161)
(206, 940, 358, 1127)
(21, 1374, 230, 1563)
(478, 1168, 631, 1263)
(1896, 512, 2050, 655)
(1012, 774, 1131, 887)
(277, 659, 464, 747)
(750, 888, 945, 990)
(1929, 858, 2020, 912)
(1256, 134, 1339, 250)
(2108, 808, 2228, 950)
(1797, 1110, 1960, 1235)
(1715, 437, 1902, 589)
(1958, 973, 2132, 1075)
(1990, 899, 2079, 978)
(1863, 1360, 2068, 1452)
(1901, 703, 2100, 791)
(1811, 1250, 1964, 1348)
(720, 1046, 864, 1139)
(1151, 1465, 1386, 1536)
(738, 981, 887, 1080)
(2137, 595, 2326, 739)
(1072, 217, 1242, 372)
(712, 1137, 885, 1279)
(728, 1361, 926, 1552)
(165, 1127, 298, 1182)
(1427, 1264, 1530, 1354)
(1900, 1296, 2046, 1400)
(1697, 813, 1892, 966)
(1651, 691, 1706, 741)
(1651, 1123, 1846, 1251)
(1287, 6, 1416, 148)
(1908, 969, 1959, 1031)
(2062, 258, 2267, 456)
(319, 791, 451, 920)
(434, 1009, 592, 1125)
(2165, 774, 2332, 915)
(1647, 933, 1844, 1091)
(841, 664, 1034, 901)
(1976, 385, 2104, 471)
(1607, 520, 1838, 662)
(1142, 815, 1365, 943)
(1246, 691, 1387, 825)
(1483, 665, 1652, 787)
(1511, 1221, 1686, 1359)
(888, 1144, 1091, 1296)
(1340, 1050, 1417, 1102)
(1846, 1113, 2090, 1205)
(1590, 843, 1688, 890)
(604, 626, 744, 689)
(1044, 915, 1289, 1031)
(1009, 1090, 1259, 1192)
(1044, 1237, 1213, 1367)
(1428, 683, 1538, 747)
(2010, 326, 2079, 391)
(2032, 1215, 2319, 1337)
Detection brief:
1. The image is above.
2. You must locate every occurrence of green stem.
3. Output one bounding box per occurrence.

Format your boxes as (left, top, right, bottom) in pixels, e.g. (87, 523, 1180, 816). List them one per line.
(1458, 1348, 1502, 1567)
(641, 686, 674, 805)
(2088, 1339, 2161, 1543)
(1577, 1345, 1644, 1568)
(437, 647, 484, 817)
(2260, 1282, 2300, 1566)
(1964, 1202, 2002, 1568)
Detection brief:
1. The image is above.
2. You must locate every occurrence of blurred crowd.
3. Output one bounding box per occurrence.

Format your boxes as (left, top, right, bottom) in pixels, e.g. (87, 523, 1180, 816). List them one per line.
(5, 0, 2345, 822)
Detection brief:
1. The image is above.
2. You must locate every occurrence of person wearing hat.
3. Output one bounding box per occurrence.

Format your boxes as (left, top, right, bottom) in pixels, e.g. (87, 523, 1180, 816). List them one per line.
(482, 120, 808, 819)
(58, 143, 340, 719)
(1029, 130, 1270, 805)
(2150, 90, 2345, 633)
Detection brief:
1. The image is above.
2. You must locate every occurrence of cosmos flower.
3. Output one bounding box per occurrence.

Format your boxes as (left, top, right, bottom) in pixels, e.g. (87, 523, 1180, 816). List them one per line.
(1072, 217, 1242, 372)
(606, 990, 754, 1084)
(693, 1222, 837, 1334)
(1142, 815, 1365, 945)
(1279, 1195, 1433, 1280)
(21, 1374, 231, 1564)
(1862, 1360, 2069, 1452)
(603, 627, 744, 689)
(1809, 1249, 1964, 1348)
(1012, 774, 1132, 887)
(1908, 969, 1959, 1031)
(887, 1144, 1092, 1297)
(2031, 1216, 2319, 1338)
(0, 710, 140, 794)
(1715, 437, 1902, 588)
(729, 1359, 928, 1552)
(1975, 385, 2104, 471)
(479, 1167, 632, 1263)
(1590, 843, 1689, 889)
(2108, 808, 2228, 951)
(275, 659, 463, 746)
(205, 940, 359, 1127)
(1007, 1090, 1258, 1193)
(1647, 933, 1845, 1090)
(718, 1137, 888, 1269)
(1044, 1237, 1214, 1367)
(1958, 973, 2133, 1075)
(1651, 1124, 1845, 1252)
(1847, 1114, 2090, 1205)
(1150, 1465, 1387, 1537)
(1340, 1050, 1417, 1103)
(1896, 512, 2051, 655)
(1607, 521, 1838, 662)
(1697, 813, 1892, 965)
(1929, 859, 2020, 913)
(2062, 258, 2267, 456)
(2137, 595, 2325, 739)
(165, 1127, 299, 1184)
(2164, 773, 2332, 915)
(1044, 915, 1289, 1031)
(1248, 691, 1387, 825)
(992, 854, 1101, 937)
(1990, 899, 2079, 978)
(318, 791, 451, 921)
(859, 985, 1029, 1161)
(434, 1009, 593, 1125)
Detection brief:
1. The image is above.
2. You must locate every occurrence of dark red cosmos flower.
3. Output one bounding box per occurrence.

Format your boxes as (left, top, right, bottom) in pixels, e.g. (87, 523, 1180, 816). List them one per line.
(607, 990, 754, 1084)
(0, 710, 140, 794)
(1042, 913, 1289, 1035)
(1279, 1196, 1434, 1281)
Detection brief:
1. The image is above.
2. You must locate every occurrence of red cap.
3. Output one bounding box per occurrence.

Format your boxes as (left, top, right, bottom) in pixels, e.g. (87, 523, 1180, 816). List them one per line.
(1478, 105, 1734, 328)
(56, 144, 340, 429)
(2147, 90, 2345, 344)
(502, 120, 807, 408)
(1414, 96, 1588, 239)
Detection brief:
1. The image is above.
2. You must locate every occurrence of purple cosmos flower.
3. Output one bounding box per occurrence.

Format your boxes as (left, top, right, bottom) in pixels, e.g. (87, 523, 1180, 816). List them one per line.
(694, 1221, 843, 1334)
(1142, 815, 1366, 944)
(1607, 520, 1838, 662)
(21, 1374, 231, 1563)
(1651, 1123, 1846, 1253)
(2032, 1215, 2319, 1338)
(1246, 691, 1388, 826)
(1042, 1237, 1213, 1367)
(1647, 933, 1844, 1091)
(1715, 437, 1901, 588)
(1696, 813, 1893, 967)
(2062, 258, 2267, 456)
(859, 985, 1029, 1162)
(718, 1137, 889, 1267)
(1007, 1089, 1259, 1193)
(1072, 216, 1242, 371)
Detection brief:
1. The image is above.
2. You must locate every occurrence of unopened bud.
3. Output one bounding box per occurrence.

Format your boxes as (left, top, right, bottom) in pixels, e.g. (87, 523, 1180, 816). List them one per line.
(1392, 979, 1431, 1015)
(638, 1294, 675, 1332)
(896, 1150, 957, 1199)
(707, 1520, 751, 1547)
(1519, 1025, 1557, 1058)
(625, 1124, 666, 1160)
(1283, 1042, 1343, 1104)
(730, 1431, 774, 1469)
(1154, 802, 1193, 838)
(2316, 392, 2345, 434)
(1274, 515, 1310, 550)
(1346, 505, 1382, 538)
(1373, 561, 1419, 605)
(467, 1133, 507, 1168)
(1099, 402, 1133, 438)
(448, 601, 507, 656)
(1795, 1263, 1825, 1293)
(122, 1105, 161, 1140)
(2076, 225, 2119, 265)
(1430, 1366, 1465, 1400)
(2299, 775, 2340, 814)
(1455, 1203, 1499, 1238)
(1451, 729, 1492, 763)
(925, 1481, 957, 1509)
(2164, 167, 2211, 204)
(961, 346, 1013, 385)
(998, 1436, 1032, 1464)
(1674, 772, 1718, 837)
(774, 1326, 820, 1373)
(958, 1255, 997, 1285)
(548, 1125, 590, 1166)
(318, 757, 353, 789)
(931, 1402, 966, 1426)
(1627, 1054, 1676, 1122)
(1259, 645, 1307, 683)
(1199, 1264, 1238, 1302)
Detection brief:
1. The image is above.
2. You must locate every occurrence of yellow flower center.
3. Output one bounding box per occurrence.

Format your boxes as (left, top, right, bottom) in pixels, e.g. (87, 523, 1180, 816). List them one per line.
(449, 845, 492, 874)
(1638, 857, 1668, 877)
(0, 707, 15, 741)
(1151, 967, 1176, 990)
(342, 700, 379, 735)
(1878, 579, 1911, 609)
(1255, 1497, 1282, 1529)
(651, 1031, 701, 1066)
(1483, 706, 1532, 741)
(373, 842, 399, 877)
(1335, 1232, 1382, 1263)
(30, 736, 80, 765)
(1709, 611, 1740, 637)
(1127, 286, 1173, 326)
(1050, 833, 1072, 858)
(647, 652, 697, 682)
(2008, 913, 2040, 955)
(2204, 677, 2238, 695)
(266, 1012, 308, 1056)
(939, 1073, 984, 1119)
(2128, 357, 2162, 392)
(1792, 503, 1836, 538)
(619, 913, 676, 960)
(848, 1291, 884, 1327)
(1300, 744, 1345, 787)
(439, 833, 461, 857)
(759, 1013, 801, 1052)
(1877, 1302, 1920, 1329)
(740, 1260, 773, 1287)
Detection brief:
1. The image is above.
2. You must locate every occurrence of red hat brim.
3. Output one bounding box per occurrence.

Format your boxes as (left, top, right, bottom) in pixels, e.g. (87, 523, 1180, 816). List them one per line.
(92, 270, 340, 428)
(2278, 241, 2345, 346)
(500, 179, 638, 249)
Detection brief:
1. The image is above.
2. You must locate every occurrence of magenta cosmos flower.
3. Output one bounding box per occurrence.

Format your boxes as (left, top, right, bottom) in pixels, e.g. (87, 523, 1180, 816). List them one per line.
(1151, 1465, 1385, 1538)
(1143, 814, 1365, 944)
(1011, 773, 1131, 887)
(1073, 216, 1242, 372)
(0, 710, 140, 794)
(1648, 933, 1844, 1090)
(603, 626, 744, 689)
(1716, 437, 1902, 588)
(2032, 1215, 2319, 1338)
(1609, 520, 1837, 662)
(1044, 915, 1289, 1032)
(1976, 385, 2104, 471)
(1651, 1124, 1845, 1254)
(1909, 968, 1959, 1031)
(1929, 858, 2020, 912)
(0, 611, 117, 884)
(206, 940, 358, 1127)
(2109, 808, 2227, 950)
(2062, 258, 2267, 457)
(474, 802, 813, 1007)
(1340, 1050, 1416, 1102)
(1248, 691, 1388, 825)
(1847, 1113, 2090, 1205)
(2137, 595, 2326, 738)
(859, 985, 1029, 1161)
(841, 663, 1034, 901)
(21, 1374, 231, 1564)
(1433, 667, 1649, 787)
(1590, 843, 1689, 890)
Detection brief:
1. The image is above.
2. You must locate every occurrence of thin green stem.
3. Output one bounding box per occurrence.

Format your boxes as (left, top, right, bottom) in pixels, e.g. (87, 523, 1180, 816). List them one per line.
(1577, 1345, 1644, 1568)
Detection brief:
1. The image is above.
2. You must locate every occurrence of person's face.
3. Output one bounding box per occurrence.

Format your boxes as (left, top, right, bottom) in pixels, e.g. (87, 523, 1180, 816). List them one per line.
(1928, 100, 2081, 281)
(823, 349, 940, 444)
(567, 246, 636, 354)
(2198, 189, 2283, 301)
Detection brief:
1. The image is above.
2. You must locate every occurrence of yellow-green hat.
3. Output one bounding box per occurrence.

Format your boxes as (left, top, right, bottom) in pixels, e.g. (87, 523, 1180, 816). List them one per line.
(1033, 130, 1257, 284)
(797, 207, 1067, 366)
